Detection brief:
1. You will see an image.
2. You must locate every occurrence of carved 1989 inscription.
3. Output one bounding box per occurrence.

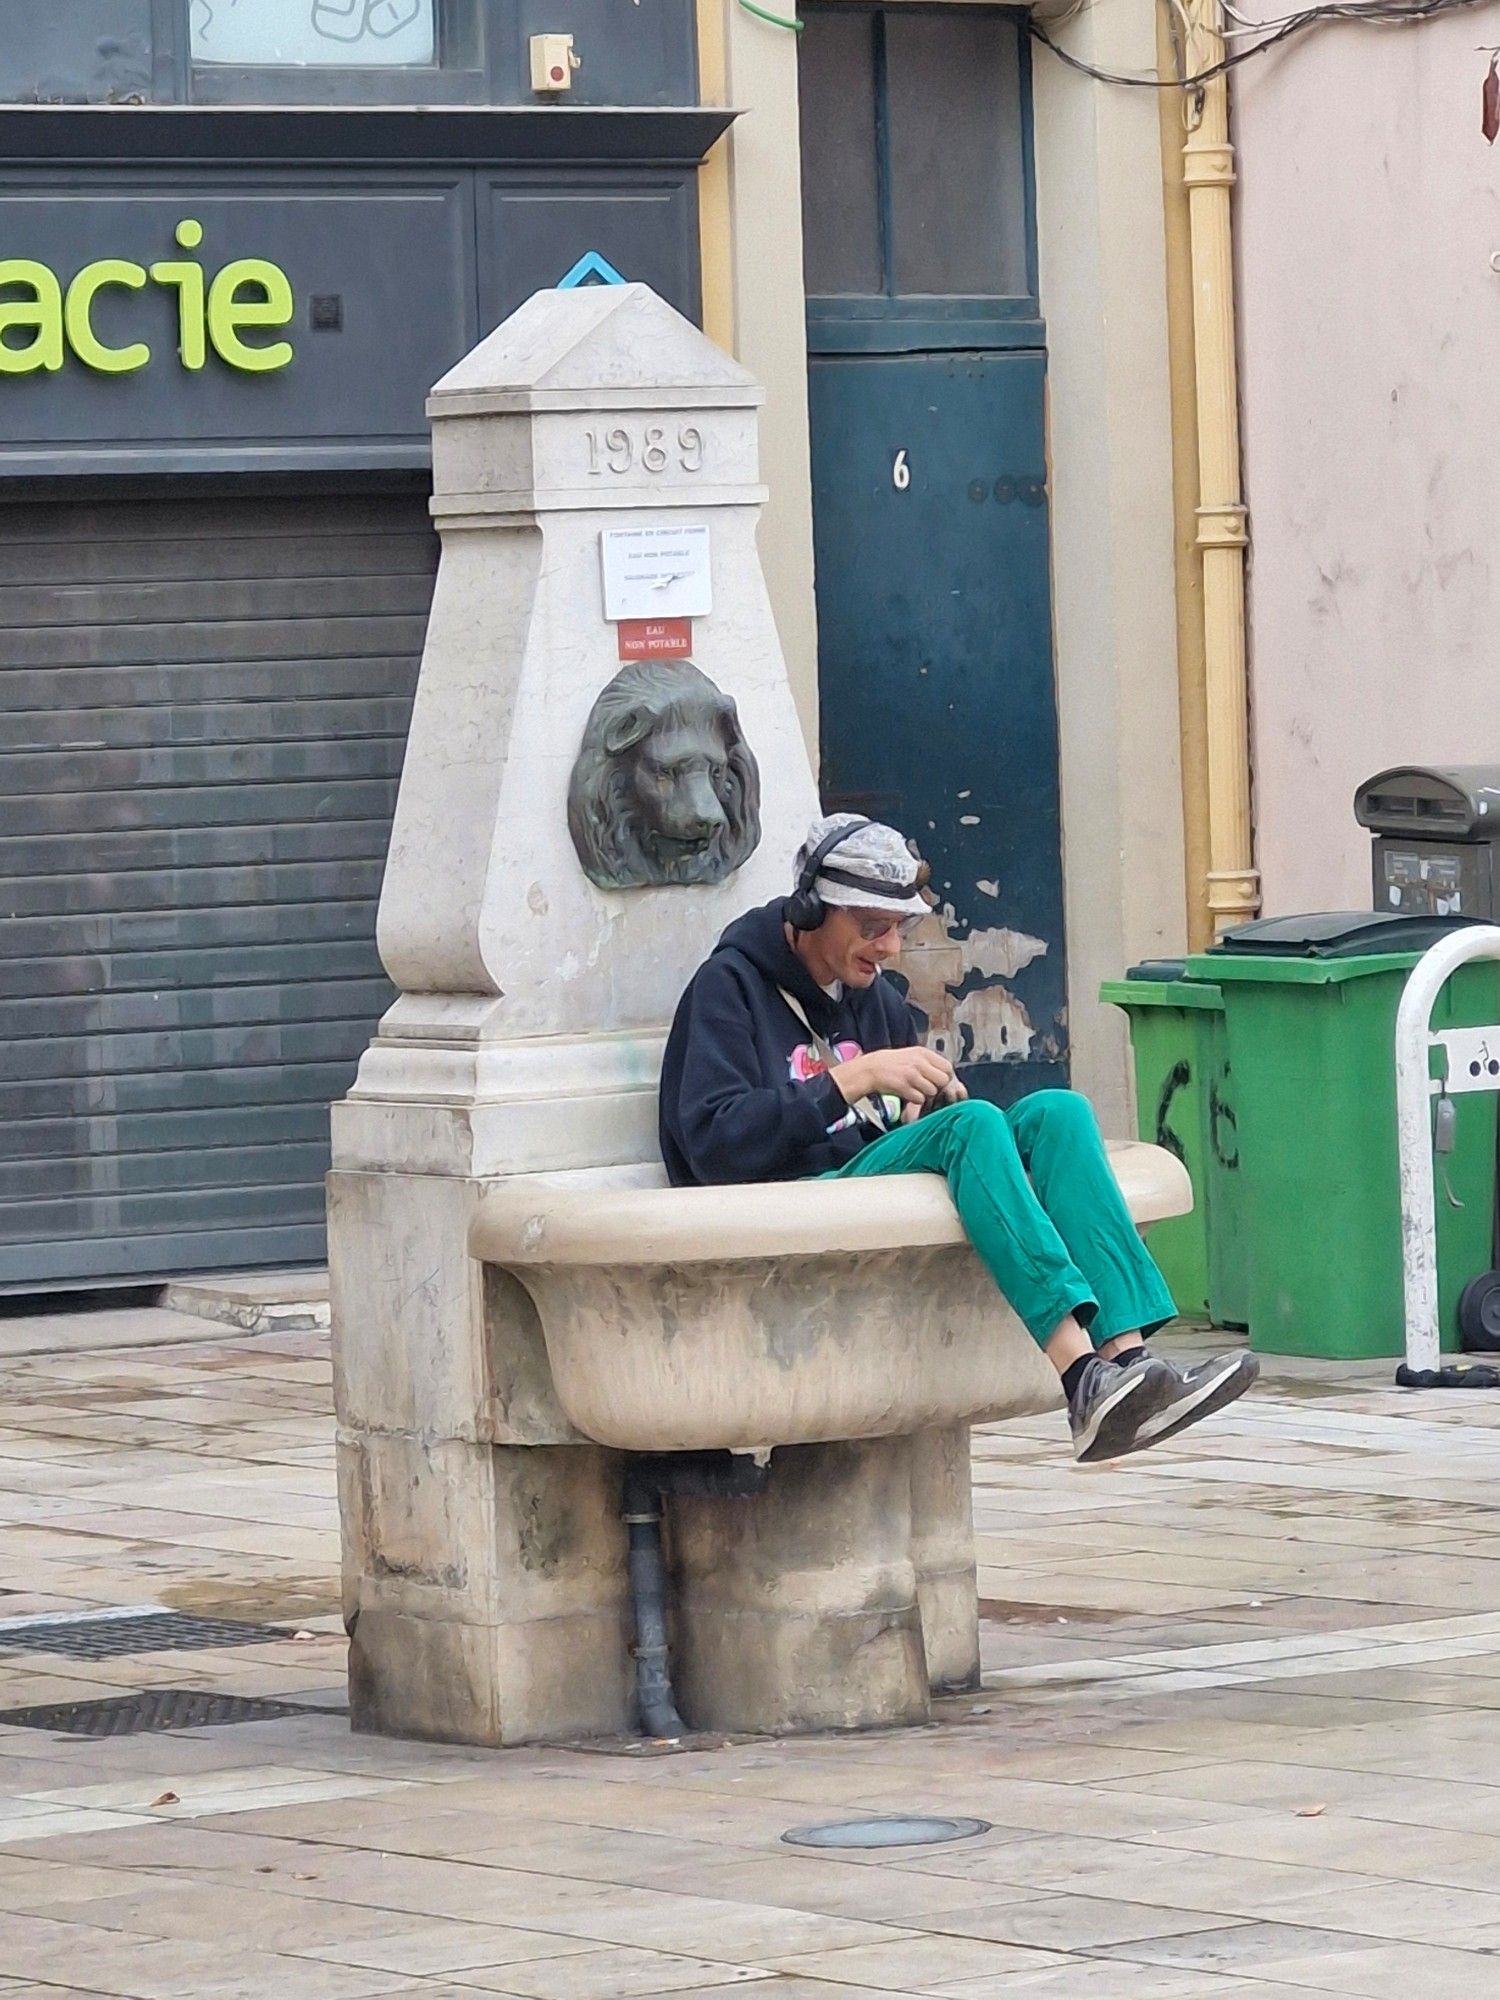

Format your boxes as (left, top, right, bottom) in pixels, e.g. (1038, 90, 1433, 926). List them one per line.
(584, 424, 704, 476)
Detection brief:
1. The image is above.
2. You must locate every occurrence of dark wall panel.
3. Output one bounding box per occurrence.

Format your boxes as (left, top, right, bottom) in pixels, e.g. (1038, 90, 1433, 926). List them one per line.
(508, 0, 696, 105)
(0, 176, 475, 465)
(479, 174, 699, 326)
(0, 1, 153, 104)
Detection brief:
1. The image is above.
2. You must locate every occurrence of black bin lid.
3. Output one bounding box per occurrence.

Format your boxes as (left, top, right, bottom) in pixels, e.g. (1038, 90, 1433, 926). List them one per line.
(1125, 959, 1190, 982)
(1212, 911, 1482, 959)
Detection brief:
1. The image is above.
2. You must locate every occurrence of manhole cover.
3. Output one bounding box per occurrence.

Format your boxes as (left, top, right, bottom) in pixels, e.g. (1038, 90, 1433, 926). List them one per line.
(0, 1690, 323, 1737)
(782, 1815, 990, 1850)
(0, 1608, 293, 1661)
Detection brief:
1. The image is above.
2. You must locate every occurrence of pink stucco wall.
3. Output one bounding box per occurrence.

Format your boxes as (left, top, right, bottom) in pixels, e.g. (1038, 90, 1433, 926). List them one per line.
(1233, 20, 1500, 913)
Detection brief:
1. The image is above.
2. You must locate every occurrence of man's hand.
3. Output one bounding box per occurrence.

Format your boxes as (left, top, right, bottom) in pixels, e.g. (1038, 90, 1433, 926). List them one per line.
(832, 1046, 955, 1108)
(900, 1073, 969, 1122)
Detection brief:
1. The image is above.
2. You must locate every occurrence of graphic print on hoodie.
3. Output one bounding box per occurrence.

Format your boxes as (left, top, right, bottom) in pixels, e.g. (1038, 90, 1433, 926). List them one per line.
(786, 1034, 869, 1132)
(659, 899, 923, 1187)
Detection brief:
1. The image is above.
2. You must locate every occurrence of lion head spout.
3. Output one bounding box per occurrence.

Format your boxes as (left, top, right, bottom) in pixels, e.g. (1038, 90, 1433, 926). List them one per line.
(567, 660, 762, 890)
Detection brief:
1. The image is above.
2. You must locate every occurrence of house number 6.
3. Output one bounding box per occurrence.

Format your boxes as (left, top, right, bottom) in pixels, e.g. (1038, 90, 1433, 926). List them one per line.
(892, 449, 910, 491)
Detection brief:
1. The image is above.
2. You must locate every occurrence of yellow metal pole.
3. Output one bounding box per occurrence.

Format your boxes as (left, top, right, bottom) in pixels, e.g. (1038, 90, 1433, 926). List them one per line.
(695, 0, 736, 355)
(1181, 0, 1260, 933)
(1157, 1, 1213, 953)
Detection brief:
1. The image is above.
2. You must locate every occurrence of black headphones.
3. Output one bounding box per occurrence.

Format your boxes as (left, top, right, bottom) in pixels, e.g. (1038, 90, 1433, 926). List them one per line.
(786, 818, 930, 932)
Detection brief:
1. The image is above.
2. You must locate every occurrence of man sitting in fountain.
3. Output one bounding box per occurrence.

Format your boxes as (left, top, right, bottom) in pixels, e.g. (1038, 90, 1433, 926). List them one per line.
(660, 813, 1258, 1464)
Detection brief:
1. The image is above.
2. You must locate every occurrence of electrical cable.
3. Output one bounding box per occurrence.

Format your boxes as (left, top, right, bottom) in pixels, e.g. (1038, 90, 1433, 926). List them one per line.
(737, 0, 804, 30)
(1031, 0, 1496, 90)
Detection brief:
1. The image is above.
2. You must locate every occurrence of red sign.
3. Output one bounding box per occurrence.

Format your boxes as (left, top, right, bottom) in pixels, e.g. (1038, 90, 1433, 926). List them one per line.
(618, 617, 693, 660)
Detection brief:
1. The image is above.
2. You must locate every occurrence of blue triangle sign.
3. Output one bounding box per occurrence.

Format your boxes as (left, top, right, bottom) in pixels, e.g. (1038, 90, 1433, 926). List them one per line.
(557, 250, 626, 289)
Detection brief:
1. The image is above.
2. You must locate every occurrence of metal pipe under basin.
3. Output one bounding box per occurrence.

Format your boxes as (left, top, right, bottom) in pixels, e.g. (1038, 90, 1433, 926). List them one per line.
(622, 1452, 771, 1740)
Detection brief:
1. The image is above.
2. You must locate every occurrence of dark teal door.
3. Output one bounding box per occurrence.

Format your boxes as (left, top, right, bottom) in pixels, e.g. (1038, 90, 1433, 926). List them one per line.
(799, 5, 1065, 1101)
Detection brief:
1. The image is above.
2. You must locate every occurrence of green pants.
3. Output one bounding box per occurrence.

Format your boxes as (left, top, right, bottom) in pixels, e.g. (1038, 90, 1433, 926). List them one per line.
(824, 1093, 1176, 1348)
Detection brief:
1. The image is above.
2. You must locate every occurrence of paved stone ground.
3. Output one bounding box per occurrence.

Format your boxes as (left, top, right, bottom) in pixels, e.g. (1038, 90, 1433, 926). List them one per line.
(5, 1318, 1500, 1998)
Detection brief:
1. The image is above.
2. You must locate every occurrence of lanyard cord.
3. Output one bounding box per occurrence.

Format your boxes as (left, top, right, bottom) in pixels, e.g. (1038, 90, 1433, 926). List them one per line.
(777, 987, 890, 1136)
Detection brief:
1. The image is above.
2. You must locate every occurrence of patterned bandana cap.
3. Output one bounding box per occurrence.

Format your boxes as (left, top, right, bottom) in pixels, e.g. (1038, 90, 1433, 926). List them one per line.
(793, 814, 929, 917)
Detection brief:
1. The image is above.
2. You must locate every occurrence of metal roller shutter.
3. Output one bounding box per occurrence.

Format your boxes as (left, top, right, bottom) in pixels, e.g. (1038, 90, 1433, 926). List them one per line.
(0, 488, 439, 1290)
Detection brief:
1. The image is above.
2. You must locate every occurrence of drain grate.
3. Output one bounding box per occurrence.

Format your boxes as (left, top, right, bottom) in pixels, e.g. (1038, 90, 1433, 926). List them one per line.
(0, 1689, 321, 1737)
(0, 1608, 293, 1661)
(782, 1815, 991, 1850)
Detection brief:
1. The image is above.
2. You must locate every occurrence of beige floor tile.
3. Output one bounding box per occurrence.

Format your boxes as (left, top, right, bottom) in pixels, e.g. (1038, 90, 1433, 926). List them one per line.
(431, 1777, 829, 1843)
(905, 1835, 1389, 1923)
(21, 1764, 394, 1812)
(0, 1857, 151, 1912)
(520, 1852, 1019, 1925)
(932, 1743, 1203, 1786)
(921, 1894, 1245, 1951)
(0, 1933, 414, 1999)
(18, 1879, 421, 1950)
(1100, 1920, 1496, 1995)
(1187, 1990, 1384, 2000)
(981, 1967, 1288, 1999)
(1102, 1758, 1431, 1815)
(451, 1825, 767, 1888)
(0, 1804, 156, 1845)
(0, 1668, 129, 1705)
(0, 1989, 158, 1998)
(573, 1985, 900, 2000)
(295, 1920, 603, 1976)
(1263, 1878, 1500, 1951)
(372, 1992, 603, 2000)
(0, 1908, 164, 1952)
(1246, 1942, 1500, 1998)
(1137, 1810, 1500, 1894)
(376, 1991, 636, 2000)
(531, 1898, 919, 1963)
(452, 1947, 771, 1998)
(832, 1775, 1262, 1842)
(764, 1934, 1069, 1992)
(2, 1819, 325, 1874)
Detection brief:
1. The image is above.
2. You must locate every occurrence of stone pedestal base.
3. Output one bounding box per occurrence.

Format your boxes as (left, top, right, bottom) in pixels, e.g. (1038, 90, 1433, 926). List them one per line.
(669, 1436, 936, 1734)
(339, 1429, 635, 1747)
(911, 1424, 981, 1693)
(347, 1601, 633, 1747)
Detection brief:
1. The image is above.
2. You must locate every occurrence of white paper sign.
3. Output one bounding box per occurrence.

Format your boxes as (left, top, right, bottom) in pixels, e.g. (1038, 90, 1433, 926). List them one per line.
(600, 526, 713, 622)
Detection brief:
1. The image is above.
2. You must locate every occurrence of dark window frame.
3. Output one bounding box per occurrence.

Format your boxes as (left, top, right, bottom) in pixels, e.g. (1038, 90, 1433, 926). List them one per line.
(158, 0, 487, 105)
(798, 2, 1042, 354)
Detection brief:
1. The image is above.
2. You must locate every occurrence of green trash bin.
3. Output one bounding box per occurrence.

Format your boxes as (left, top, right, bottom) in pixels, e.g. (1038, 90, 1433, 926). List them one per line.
(1101, 964, 1249, 1329)
(1187, 911, 1500, 1360)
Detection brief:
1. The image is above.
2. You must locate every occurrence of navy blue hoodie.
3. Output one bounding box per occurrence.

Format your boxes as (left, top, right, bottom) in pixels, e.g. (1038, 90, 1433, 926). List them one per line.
(659, 899, 922, 1187)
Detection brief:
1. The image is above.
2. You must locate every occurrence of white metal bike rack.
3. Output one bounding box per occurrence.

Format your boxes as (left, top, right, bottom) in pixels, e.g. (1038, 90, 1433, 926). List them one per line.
(1397, 925, 1500, 1373)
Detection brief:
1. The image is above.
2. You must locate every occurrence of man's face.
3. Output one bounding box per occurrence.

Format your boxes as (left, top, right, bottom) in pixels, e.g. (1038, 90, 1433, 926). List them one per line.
(819, 905, 913, 987)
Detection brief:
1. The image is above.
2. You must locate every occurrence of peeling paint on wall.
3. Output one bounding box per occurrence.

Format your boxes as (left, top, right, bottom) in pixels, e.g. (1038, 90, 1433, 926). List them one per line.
(932, 981, 1037, 1066)
(937, 917, 1047, 1063)
(900, 906, 1049, 1066)
(957, 923, 1048, 982)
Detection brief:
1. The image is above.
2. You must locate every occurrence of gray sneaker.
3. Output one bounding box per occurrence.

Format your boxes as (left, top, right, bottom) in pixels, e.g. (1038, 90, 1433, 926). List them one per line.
(1130, 1349, 1259, 1451)
(1068, 1355, 1175, 1464)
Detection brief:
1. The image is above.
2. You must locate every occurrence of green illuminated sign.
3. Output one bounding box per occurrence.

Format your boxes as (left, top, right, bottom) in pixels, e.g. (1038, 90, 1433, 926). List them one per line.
(0, 221, 295, 377)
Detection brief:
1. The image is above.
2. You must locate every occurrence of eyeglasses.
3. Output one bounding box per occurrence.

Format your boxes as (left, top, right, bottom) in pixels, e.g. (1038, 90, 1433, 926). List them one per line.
(852, 912, 925, 942)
